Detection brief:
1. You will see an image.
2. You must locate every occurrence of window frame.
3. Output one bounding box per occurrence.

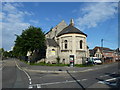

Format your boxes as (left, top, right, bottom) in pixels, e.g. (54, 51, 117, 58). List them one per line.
(64, 40, 68, 49)
(80, 40, 83, 49)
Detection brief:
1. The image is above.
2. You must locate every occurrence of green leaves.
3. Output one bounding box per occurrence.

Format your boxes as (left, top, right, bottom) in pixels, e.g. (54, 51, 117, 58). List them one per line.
(13, 26, 46, 58)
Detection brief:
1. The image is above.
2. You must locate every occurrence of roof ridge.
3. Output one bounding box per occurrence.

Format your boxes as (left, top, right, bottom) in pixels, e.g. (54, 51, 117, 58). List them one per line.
(57, 24, 87, 37)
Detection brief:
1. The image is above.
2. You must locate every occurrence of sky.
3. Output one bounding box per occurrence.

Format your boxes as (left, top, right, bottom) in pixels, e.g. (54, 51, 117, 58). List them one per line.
(1, 2, 118, 51)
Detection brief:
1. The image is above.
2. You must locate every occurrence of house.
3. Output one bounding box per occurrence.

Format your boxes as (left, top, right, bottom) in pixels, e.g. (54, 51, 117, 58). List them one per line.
(89, 46, 117, 63)
(89, 47, 103, 59)
(45, 19, 89, 64)
(114, 48, 120, 61)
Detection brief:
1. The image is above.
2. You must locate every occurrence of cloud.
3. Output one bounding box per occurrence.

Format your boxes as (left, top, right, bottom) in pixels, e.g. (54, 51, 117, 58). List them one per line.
(75, 2, 118, 30)
(29, 20, 39, 24)
(1, 3, 32, 50)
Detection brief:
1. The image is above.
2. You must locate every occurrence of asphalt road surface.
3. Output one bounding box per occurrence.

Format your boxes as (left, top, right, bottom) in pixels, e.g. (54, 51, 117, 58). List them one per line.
(2, 58, 120, 89)
(2, 58, 29, 88)
(27, 62, 119, 88)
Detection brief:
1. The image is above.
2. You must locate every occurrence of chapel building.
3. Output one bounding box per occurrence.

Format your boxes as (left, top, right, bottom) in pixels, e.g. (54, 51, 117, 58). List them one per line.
(45, 19, 89, 64)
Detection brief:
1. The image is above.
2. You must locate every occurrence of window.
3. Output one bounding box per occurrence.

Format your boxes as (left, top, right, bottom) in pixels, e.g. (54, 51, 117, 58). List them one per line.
(98, 54, 99, 58)
(64, 40, 67, 49)
(96, 54, 97, 57)
(52, 49, 55, 51)
(80, 40, 83, 49)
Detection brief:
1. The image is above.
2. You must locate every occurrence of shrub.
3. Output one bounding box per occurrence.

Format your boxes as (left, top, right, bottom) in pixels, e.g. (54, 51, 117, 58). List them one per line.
(56, 56, 60, 64)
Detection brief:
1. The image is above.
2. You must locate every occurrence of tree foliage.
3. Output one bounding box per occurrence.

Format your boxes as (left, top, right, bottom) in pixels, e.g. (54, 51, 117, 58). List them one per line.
(0, 48, 13, 59)
(13, 26, 46, 59)
(56, 56, 60, 64)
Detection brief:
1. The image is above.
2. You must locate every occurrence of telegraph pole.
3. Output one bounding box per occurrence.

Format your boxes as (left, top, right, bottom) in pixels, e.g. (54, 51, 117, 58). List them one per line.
(101, 39, 104, 63)
(101, 39, 103, 49)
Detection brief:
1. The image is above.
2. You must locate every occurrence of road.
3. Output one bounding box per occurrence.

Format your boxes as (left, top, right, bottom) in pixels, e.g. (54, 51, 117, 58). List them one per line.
(2, 58, 120, 89)
(2, 58, 29, 88)
(26, 62, 119, 88)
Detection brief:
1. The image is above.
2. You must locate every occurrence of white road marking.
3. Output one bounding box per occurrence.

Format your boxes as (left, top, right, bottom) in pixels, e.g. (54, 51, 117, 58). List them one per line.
(82, 69, 93, 72)
(100, 75, 109, 78)
(98, 81, 110, 85)
(98, 77, 120, 86)
(105, 78, 116, 81)
(14, 60, 32, 88)
(29, 85, 33, 88)
(81, 79, 87, 81)
(37, 84, 41, 88)
(98, 81, 117, 86)
(0, 63, 4, 70)
(31, 78, 87, 87)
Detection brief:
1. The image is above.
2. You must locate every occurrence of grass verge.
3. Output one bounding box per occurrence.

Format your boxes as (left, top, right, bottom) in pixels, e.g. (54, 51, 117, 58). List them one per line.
(20, 60, 94, 67)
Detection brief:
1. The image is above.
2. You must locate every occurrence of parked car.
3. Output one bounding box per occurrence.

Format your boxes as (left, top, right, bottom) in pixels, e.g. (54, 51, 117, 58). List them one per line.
(85, 57, 102, 65)
(93, 58, 102, 64)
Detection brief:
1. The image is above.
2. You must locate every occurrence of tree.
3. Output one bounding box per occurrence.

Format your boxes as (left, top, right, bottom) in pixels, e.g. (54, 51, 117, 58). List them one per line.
(3, 51, 9, 58)
(0, 48, 4, 59)
(56, 56, 60, 64)
(13, 26, 46, 62)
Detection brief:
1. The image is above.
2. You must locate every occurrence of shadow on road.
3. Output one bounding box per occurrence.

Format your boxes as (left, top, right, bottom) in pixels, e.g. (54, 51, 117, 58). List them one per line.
(66, 70, 85, 90)
(96, 72, 120, 90)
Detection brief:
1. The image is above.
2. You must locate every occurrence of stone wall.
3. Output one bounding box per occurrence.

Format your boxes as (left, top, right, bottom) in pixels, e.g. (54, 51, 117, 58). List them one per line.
(57, 33, 88, 64)
(46, 46, 58, 63)
(45, 20, 67, 39)
(45, 20, 89, 64)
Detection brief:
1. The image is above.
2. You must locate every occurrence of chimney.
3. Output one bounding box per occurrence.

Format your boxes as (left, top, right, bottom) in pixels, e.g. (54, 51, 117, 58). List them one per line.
(70, 19, 74, 26)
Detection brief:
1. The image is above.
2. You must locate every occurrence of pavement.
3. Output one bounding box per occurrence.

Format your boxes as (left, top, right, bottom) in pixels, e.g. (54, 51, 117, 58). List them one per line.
(16, 59, 118, 73)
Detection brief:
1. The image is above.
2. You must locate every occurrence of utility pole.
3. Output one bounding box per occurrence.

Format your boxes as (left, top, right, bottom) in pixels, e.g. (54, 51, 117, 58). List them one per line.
(101, 39, 104, 63)
(101, 39, 103, 49)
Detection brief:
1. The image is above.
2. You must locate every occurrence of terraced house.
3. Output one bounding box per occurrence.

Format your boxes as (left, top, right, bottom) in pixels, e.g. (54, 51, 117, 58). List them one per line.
(45, 19, 89, 65)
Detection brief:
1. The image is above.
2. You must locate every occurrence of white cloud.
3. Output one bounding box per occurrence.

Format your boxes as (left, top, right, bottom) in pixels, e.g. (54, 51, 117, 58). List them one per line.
(29, 20, 39, 24)
(75, 2, 118, 30)
(1, 3, 32, 50)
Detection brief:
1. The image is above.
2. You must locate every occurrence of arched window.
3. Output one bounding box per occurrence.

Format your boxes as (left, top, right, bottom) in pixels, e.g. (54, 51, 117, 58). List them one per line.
(52, 49, 55, 51)
(80, 40, 83, 49)
(64, 40, 67, 49)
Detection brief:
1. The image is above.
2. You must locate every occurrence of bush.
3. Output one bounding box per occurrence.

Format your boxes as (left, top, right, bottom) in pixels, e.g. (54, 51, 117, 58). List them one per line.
(75, 64, 94, 67)
(56, 56, 60, 64)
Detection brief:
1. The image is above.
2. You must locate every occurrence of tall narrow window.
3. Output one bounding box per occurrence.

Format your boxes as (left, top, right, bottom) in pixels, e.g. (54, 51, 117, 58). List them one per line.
(64, 40, 67, 49)
(80, 40, 83, 49)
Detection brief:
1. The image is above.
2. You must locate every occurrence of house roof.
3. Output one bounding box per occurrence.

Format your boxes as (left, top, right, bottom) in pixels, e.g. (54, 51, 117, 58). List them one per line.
(57, 24, 87, 37)
(93, 46, 114, 53)
(46, 38, 59, 47)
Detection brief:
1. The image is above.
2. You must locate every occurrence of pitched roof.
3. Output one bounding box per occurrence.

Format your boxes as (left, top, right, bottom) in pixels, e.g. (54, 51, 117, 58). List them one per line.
(45, 20, 67, 35)
(46, 38, 59, 47)
(57, 25, 87, 37)
(93, 46, 114, 53)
